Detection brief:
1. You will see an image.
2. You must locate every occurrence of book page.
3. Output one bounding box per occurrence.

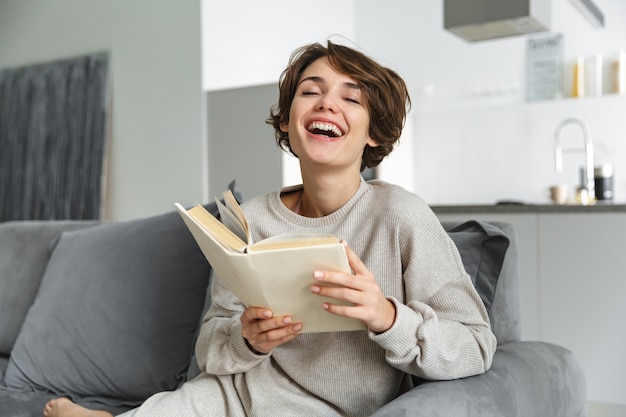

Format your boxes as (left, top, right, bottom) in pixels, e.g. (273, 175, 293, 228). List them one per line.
(175, 204, 268, 307)
(223, 190, 250, 243)
(248, 233, 339, 252)
(216, 199, 248, 243)
(186, 204, 247, 252)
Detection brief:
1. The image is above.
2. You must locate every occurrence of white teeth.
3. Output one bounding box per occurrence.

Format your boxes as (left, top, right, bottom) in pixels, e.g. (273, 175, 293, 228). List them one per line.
(307, 121, 344, 137)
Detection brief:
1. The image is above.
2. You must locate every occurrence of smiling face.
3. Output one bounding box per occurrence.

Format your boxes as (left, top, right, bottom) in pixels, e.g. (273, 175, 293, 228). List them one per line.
(268, 42, 410, 171)
(280, 57, 378, 176)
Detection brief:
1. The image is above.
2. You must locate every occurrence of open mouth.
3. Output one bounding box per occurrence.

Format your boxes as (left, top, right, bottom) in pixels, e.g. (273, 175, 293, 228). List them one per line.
(307, 121, 344, 138)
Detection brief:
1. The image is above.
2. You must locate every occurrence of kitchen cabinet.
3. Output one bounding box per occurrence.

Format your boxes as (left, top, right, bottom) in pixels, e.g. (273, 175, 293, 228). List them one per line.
(436, 207, 626, 412)
(538, 213, 626, 408)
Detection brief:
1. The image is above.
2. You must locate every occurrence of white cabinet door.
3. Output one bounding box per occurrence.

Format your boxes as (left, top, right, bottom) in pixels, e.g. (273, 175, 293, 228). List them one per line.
(538, 213, 626, 406)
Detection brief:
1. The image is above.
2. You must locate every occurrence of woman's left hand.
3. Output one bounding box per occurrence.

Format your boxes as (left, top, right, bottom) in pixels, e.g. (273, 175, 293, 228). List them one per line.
(310, 240, 396, 333)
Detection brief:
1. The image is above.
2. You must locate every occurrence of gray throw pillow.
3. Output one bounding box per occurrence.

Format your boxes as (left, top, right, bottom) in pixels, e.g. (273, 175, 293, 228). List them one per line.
(4, 207, 214, 407)
(446, 220, 510, 312)
(0, 221, 98, 355)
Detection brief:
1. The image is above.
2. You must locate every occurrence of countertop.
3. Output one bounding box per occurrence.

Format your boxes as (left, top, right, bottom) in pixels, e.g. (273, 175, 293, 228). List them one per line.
(431, 202, 626, 214)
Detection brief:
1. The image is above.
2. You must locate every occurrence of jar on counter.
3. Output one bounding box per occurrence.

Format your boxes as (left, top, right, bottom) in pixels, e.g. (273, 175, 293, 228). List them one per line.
(594, 164, 614, 201)
(614, 51, 625, 95)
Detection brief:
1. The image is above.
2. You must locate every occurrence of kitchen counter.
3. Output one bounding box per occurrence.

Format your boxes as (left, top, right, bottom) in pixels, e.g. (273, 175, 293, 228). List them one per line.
(431, 202, 626, 214)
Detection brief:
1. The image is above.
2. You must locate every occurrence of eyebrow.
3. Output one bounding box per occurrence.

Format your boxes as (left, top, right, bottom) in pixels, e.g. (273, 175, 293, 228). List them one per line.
(299, 76, 361, 90)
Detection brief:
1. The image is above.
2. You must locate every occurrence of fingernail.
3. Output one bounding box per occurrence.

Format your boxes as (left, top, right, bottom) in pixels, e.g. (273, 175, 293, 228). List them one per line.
(293, 324, 303, 332)
(283, 316, 292, 324)
(311, 285, 320, 293)
(262, 310, 272, 318)
(313, 271, 324, 279)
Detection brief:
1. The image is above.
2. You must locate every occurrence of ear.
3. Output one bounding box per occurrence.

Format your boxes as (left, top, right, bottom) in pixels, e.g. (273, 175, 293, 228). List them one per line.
(279, 122, 289, 133)
(366, 136, 379, 148)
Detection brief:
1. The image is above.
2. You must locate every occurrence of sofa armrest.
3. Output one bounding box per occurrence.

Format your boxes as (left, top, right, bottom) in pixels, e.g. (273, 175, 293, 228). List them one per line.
(369, 341, 586, 417)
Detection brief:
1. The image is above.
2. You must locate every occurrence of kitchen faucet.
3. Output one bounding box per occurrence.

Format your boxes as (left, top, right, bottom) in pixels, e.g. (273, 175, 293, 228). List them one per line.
(554, 118, 595, 202)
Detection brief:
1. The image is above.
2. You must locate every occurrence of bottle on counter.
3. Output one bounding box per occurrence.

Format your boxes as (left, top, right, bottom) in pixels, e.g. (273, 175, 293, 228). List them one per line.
(572, 56, 585, 98)
(586, 54, 603, 96)
(595, 163, 614, 201)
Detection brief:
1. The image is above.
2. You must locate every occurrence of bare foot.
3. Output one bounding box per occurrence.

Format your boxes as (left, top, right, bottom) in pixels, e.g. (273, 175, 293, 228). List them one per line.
(43, 398, 114, 417)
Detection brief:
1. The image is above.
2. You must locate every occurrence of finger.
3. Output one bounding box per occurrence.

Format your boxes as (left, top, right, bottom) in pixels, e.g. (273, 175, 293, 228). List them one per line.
(250, 322, 303, 353)
(241, 307, 273, 322)
(312, 268, 368, 292)
(266, 322, 303, 340)
(311, 282, 361, 304)
(257, 315, 297, 333)
(243, 314, 295, 335)
(313, 269, 349, 285)
(341, 240, 369, 276)
(322, 301, 359, 319)
(273, 329, 302, 345)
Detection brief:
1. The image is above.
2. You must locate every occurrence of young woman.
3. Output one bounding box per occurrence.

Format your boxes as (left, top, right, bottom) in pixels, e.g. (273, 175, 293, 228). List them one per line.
(44, 40, 496, 417)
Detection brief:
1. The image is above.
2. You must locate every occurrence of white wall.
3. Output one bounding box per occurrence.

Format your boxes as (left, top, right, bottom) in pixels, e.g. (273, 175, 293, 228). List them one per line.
(202, 0, 357, 91)
(0, 0, 206, 221)
(356, 0, 626, 205)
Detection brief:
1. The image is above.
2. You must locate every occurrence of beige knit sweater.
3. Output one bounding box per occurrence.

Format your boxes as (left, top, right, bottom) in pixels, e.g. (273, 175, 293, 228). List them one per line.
(120, 180, 496, 417)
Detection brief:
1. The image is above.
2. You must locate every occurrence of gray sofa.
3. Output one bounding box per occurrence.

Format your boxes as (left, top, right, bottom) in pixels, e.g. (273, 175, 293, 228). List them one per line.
(0, 204, 586, 416)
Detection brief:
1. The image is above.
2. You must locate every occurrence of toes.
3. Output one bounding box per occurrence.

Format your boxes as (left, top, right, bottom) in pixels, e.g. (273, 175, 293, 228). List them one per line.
(43, 398, 58, 417)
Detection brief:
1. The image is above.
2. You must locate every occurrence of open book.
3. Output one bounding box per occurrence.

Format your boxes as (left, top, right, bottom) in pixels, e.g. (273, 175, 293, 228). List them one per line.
(175, 190, 366, 333)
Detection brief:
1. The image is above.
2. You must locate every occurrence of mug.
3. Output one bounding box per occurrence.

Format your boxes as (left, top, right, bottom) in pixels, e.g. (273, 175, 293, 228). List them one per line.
(549, 184, 569, 205)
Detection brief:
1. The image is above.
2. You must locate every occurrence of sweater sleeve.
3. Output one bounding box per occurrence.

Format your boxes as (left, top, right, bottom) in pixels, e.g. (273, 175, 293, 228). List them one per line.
(194, 278, 269, 375)
(370, 206, 497, 381)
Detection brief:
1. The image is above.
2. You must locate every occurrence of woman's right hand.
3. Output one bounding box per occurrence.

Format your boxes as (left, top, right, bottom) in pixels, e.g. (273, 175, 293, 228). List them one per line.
(240, 307, 303, 354)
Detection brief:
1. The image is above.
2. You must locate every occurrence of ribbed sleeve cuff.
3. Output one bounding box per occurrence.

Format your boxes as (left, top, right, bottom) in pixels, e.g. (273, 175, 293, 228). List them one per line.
(369, 297, 423, 355)
(229, 320, 271, 363)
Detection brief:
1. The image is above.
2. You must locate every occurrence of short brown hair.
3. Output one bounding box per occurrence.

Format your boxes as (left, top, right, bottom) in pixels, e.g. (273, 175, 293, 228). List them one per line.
(266, 41, 411, 171)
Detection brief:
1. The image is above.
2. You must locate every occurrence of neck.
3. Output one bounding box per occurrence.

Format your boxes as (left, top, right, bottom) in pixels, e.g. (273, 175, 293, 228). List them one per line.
(297, 172, 362, 218)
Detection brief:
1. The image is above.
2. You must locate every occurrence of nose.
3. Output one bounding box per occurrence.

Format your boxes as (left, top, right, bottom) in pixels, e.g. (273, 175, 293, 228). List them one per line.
(316, 93, 337, 112)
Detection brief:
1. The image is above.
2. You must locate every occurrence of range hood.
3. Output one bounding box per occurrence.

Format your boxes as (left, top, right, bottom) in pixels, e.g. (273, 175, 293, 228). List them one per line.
(443, 0, 551, 42)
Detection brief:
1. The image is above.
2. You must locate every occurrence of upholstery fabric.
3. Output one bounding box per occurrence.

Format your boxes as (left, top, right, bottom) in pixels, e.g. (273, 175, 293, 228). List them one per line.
(369, 341, 587, 417)
(0, 356, 8, 382)
(483, 222, 522, 345)
(443, 221, 521, 345)
(0, 221, 98, 354)
(0, 388, 57, 417)
(445, 220, 510, 312)
(4, 208, 214, 408)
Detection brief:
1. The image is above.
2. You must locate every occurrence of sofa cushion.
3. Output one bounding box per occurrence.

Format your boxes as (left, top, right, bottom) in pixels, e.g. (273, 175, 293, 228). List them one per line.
(443, 220, 522, 345)
(445, 221, 510, 313)
(0, 221, 98, 355)
(0, 355, 8, 383)
(0, 387, 57, 417)
(4, 206, 215, 408)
